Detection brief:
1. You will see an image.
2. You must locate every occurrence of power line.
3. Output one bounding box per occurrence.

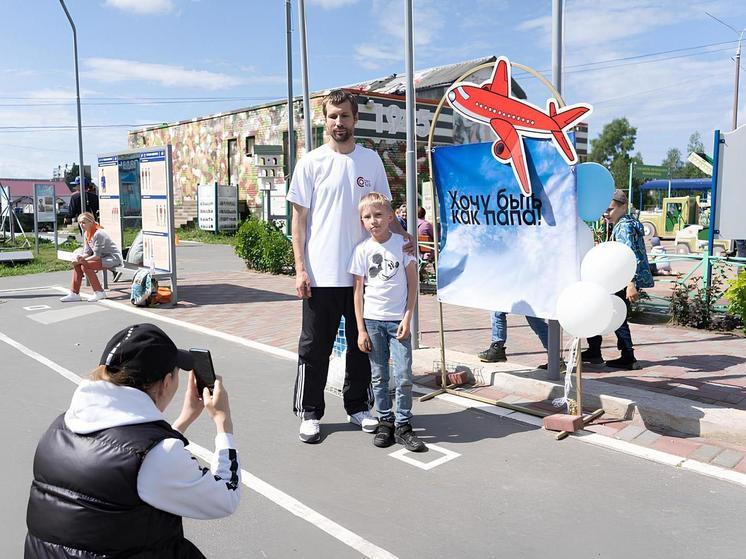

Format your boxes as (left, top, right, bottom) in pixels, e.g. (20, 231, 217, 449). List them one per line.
(0, 96, 277, 108)
(512, 40, 738, 80)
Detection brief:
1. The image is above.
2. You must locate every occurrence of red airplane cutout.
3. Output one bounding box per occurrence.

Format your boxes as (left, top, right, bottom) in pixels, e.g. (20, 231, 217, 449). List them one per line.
(446, 56, 592, 197)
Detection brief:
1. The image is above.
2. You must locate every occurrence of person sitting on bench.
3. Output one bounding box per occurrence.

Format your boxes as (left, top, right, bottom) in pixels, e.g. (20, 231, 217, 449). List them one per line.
(60, 212, 123, 303)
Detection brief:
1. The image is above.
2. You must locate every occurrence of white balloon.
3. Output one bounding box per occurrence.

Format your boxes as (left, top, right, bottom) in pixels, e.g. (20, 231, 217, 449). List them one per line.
(580, 241, 636, 294)
(599, 294, 628, 335)
(556, 281, 614, 338)
(577, 218, 595, 267)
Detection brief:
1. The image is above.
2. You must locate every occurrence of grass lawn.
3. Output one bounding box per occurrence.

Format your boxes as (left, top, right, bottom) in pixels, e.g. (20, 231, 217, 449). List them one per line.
(0, 238, 74, 277)
(177, 227, 236, 245)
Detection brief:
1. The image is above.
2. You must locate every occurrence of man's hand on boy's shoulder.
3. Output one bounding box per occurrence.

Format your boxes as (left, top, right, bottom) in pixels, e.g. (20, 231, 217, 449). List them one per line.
(401, 232, 415, 256)
(358, 331, 372, 353)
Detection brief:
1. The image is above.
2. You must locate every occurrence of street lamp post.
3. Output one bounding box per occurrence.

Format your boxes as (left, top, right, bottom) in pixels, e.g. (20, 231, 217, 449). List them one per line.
(705, 11, 745, 131)
(732, 30, 743, 130)
(58, 0, 86, 214)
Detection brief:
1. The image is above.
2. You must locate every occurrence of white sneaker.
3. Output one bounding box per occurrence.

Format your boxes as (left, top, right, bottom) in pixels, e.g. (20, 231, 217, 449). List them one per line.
(88, 291, 107, 302)
(60, 292, 82, 303)
(299, 419, 321, 443)
(348, 410, 379, 433)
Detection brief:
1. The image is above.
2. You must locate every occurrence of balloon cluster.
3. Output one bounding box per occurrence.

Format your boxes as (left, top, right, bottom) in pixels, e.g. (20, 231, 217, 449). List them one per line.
(557, 241, 636, 338)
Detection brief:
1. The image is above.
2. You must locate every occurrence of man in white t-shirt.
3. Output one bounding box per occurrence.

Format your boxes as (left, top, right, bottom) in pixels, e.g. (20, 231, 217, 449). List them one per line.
(286, 89, 412, 444)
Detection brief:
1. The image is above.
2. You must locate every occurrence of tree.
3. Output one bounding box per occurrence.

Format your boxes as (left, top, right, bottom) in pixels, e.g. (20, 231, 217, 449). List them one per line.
(681, 132, 708, 179)
(662, 147, 684, 177)
(589, 118, 642, 202)
(63, 163, 92, 189)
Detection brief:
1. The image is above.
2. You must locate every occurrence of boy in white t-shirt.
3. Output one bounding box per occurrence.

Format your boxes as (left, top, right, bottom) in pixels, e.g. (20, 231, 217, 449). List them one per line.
(349, 193, 426, 452)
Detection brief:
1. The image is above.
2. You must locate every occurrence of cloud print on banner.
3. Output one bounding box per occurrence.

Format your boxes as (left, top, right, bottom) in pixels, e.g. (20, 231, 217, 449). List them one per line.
(432, 139, 578, 320)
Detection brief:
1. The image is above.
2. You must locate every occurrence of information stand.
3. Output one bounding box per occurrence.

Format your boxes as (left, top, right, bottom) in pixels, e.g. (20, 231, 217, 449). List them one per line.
(197, 183, 238, 232)
(97, 145, 178, 305)
(33, 183, 58, 256)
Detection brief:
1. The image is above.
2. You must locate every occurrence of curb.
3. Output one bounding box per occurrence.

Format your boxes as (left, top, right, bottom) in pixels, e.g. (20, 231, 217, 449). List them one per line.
(412, 347, 746, 445)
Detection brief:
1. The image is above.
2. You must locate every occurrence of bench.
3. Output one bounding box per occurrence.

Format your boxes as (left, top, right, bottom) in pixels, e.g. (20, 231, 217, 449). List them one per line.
(0, 250, 34, 263)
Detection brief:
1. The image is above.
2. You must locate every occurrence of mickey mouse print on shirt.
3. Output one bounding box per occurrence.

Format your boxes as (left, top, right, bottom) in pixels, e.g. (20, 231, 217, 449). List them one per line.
(368, 252, 400, 281)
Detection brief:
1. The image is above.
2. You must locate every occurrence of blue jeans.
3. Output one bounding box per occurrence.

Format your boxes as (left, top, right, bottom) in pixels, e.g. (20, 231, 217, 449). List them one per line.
(491, 311, 549, 349)
(364, 319, 413, 426)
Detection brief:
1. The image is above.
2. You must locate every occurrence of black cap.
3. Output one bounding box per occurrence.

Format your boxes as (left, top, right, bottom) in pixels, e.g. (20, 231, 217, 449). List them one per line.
(99, 323, 194, 384)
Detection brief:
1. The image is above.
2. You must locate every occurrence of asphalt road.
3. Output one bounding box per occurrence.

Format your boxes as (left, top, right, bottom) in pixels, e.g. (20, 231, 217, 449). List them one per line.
(2, 281, 746, 558)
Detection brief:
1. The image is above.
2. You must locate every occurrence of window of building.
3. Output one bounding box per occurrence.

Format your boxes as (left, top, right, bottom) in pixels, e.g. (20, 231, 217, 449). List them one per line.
(245, 135, 255, 156)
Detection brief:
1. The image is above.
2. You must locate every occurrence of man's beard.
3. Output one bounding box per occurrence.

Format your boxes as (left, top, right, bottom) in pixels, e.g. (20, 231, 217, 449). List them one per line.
(331, 126, 352, 143)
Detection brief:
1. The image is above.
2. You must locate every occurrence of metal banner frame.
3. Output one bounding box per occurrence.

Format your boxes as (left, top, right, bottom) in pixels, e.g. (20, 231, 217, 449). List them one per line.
(418, 60, 603, 432)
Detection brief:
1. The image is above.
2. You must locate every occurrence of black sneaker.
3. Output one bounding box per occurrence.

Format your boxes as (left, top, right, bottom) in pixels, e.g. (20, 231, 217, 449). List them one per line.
(395, 424, 427, 452)
(605, 352, 641, 370)
(580, 349, 604, 364)
(477, 342, 507, 363)
(373, 421, 395, 448)
(538, 359, 567, 372)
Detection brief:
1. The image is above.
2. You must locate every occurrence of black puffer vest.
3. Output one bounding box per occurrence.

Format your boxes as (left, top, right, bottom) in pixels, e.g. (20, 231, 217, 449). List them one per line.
(25, 414, 205, 558)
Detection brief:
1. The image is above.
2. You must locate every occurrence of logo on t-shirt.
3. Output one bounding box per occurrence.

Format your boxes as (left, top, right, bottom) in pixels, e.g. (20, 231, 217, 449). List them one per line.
(368, 252, 399, 281)
(356, 176, 372, 188)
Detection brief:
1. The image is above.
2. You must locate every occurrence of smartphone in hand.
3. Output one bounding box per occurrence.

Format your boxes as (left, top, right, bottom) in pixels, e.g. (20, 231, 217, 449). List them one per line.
(189, 348, 216, 395)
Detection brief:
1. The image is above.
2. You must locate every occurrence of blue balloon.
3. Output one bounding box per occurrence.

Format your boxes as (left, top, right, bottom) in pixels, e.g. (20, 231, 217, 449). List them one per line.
(576, 162, 615, 221)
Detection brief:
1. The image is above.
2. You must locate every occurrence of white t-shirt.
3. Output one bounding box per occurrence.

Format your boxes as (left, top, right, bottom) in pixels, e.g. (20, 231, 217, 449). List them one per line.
(349, 233, 415, 321)
(287, 143, 391, 287)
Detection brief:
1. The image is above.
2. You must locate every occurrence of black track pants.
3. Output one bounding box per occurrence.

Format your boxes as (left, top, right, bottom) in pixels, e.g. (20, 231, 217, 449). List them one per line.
(293, 287, 372, 420)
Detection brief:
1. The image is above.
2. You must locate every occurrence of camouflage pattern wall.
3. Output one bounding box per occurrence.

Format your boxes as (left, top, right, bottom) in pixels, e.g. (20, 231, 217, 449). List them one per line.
(128, 95, 437, 215)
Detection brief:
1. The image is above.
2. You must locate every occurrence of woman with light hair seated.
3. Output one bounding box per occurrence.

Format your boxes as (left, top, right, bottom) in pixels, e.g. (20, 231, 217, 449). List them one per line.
(60, 212, 123, 302)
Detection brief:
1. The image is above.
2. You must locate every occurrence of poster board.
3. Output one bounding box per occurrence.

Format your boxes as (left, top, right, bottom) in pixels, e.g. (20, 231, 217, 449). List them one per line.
(432, 139, 578, 320)
(714, 125, 746, 239)
(34, 184, 56, 222)
(97, 155, 123, 252)
(97, 145, 177, 303)
(198, 184, 238, 232)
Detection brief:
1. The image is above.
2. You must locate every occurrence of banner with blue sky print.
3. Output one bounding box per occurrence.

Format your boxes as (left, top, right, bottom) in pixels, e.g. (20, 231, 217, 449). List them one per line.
(432, 139, 578, 320)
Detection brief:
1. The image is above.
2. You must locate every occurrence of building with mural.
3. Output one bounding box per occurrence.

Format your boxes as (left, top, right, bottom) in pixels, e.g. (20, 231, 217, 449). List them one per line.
(127, 56, 586, 226)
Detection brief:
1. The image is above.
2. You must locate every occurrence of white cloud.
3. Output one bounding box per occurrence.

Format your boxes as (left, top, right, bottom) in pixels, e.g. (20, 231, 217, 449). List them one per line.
(103, 0, 175, 15)
(308, 0, 359, 8)
(354, 0, 445, 68)
(83, 58, 280, 90)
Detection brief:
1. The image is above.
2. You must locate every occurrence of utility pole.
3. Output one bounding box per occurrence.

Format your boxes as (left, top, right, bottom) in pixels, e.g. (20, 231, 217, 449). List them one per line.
(546, 0, 564, 382)
(285, 0, 295, 182)
(733, 30, 743, 130)
(298, 0, 313, 153)
(404, 0, 419, 349)
(705, 12, 744, 130)
(59, 0, 86, 215)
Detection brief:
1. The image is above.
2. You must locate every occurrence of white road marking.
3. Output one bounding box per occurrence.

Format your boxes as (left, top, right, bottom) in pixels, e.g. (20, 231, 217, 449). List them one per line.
(44, 284, 746, 490)
(0, 285, 59, 294)
(23, 305, 51, 311)
(414, 387, 746, 489)
(28, 305, 108, 325)
(0, 329, 399, 559)
(49, 286, 297, 362)
(389, 444, 461, 471)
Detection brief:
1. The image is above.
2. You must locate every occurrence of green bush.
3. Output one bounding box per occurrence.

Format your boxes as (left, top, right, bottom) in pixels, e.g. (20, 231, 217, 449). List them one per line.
(234, 217, 294, 275)
(725, 269, 746, 333)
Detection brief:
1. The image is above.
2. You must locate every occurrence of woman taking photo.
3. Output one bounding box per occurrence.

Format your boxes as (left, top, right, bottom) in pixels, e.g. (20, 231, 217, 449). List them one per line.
(60, 211, 123, 302)
(25, 323, 240, 558)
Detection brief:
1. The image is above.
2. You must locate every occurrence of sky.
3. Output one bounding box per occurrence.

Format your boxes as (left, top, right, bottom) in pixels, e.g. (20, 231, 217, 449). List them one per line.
(1, 0, 745, 180)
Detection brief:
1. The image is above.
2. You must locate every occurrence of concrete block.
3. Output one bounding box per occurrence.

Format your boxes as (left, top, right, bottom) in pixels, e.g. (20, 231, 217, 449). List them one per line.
(688, 444, 722, 464)
(616, 425, 645, 442)
(543, 414, 584, 433)
(632, 430, 662, 447)
(711, 449, 744, 469)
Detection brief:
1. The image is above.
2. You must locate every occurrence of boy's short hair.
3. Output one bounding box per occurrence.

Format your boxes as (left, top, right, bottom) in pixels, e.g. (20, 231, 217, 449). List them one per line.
(322, 90, 358, 117)
(358, 192, 393, 214)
